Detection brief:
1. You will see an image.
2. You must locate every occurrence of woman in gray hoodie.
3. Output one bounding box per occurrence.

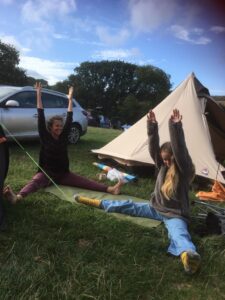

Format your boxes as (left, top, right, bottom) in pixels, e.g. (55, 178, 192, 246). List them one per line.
(75, 109, 201, 274)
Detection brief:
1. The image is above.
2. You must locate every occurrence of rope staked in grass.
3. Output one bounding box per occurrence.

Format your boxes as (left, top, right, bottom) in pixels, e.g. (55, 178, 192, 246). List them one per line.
(1, 123, 70, 202)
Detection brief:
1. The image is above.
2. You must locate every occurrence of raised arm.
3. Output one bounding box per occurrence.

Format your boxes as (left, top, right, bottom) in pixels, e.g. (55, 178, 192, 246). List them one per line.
(67, 86, 73, 112)
(147, 110, 163, 169)
(35, 82, 43, 109)
(62, 86, 73, 136)
(35, 82, 47, 138)
(169, 109, 193, 174)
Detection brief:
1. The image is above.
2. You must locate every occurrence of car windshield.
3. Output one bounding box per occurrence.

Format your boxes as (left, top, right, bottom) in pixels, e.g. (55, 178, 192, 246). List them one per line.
(0, 86, 20, 100)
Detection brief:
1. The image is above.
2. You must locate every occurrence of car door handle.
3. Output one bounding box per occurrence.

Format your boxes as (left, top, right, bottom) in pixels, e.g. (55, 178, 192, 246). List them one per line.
(33, 114, 38, 118)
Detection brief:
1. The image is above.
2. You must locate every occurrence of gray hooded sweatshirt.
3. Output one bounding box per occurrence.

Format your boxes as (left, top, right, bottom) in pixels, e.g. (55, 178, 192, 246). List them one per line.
(147, 120, 194, 221)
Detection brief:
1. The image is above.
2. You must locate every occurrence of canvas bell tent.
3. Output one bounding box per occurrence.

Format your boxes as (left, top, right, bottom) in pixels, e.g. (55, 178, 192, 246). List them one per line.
(92, 73, 225, 184)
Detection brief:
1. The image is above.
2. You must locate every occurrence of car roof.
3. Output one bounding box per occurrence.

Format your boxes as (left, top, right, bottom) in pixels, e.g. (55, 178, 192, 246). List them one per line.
(0, 85, 81, 107)
(0, 85, 69, 97)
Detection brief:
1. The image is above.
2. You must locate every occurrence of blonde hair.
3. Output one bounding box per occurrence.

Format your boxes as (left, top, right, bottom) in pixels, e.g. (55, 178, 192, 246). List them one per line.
(161, 163, 179, 200)
(160, 142, 195, 200)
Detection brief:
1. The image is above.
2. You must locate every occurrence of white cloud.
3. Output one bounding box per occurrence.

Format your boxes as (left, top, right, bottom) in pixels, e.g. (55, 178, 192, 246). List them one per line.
(170, 25, 211, 45)
(0, 33, 31, 53)
(92, 48, 140, 60)
(21, 0, 77, 24)
(19, 0, 90, 52)
(25, 69, 48, 80)
(128, 0, 177, 33)
(52, 32, 103, 46)
(19, 56, 78, 85)
(96, 26, 130, 46)
(210, 26, 225, 34)
(19, 25, 55, 52)
(137, 58, 167, 66)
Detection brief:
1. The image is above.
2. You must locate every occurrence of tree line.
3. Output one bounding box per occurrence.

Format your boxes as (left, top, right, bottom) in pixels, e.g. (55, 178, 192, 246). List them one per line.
(0, 39, 172, 124)
(0, 40, 48, 87)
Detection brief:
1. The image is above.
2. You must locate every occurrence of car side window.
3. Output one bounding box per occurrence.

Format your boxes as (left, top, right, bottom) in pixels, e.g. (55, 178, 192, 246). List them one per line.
(7, 91, 36, 108)
(41, 93, 68, 108)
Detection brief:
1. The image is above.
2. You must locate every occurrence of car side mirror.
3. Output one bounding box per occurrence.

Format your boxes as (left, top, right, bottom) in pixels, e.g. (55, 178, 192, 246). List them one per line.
(5, 100, 20, 107)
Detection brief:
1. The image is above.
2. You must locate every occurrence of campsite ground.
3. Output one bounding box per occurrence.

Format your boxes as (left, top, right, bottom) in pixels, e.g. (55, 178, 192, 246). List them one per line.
(1, 127, 225, 300)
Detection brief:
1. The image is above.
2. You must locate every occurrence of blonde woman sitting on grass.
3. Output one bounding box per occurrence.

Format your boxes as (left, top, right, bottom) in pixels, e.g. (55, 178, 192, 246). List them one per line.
(75, 109, 201, 275)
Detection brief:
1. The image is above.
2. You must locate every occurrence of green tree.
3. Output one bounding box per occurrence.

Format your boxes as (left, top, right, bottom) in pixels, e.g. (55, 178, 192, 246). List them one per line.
(0, 40, 27, 85)
(119, 94, 140, 124)
(53, 60, 172, 124)
(52, 79, 71, 94)
(71, 61, 137, 114)
(134, 65, 171, 105)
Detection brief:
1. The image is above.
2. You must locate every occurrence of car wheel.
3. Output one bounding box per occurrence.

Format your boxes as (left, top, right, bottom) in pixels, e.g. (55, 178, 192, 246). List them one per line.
(68, 124, 81, 144)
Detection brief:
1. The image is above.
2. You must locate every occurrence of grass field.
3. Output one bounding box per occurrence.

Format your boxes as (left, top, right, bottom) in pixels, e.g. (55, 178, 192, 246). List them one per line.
(1, 127, 225, 300)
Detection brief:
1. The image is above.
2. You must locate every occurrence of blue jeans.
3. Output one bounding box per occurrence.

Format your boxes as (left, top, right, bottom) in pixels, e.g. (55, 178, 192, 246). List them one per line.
(101, 199, 196, 256)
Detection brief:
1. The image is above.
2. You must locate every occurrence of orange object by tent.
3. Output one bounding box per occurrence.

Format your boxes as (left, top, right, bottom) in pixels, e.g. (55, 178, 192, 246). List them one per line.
(196, 180, 225, 201)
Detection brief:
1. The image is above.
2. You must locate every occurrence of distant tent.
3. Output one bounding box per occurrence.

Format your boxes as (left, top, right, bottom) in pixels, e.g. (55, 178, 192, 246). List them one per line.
(92, 73, 225, 184)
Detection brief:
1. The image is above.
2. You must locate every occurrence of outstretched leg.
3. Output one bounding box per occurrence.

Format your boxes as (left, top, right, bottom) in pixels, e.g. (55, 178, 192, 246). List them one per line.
(59, 172, 124, 195)
(75, 197, 163, 221)
(163, 217, 201, 274)
(4, 172, 51, 204)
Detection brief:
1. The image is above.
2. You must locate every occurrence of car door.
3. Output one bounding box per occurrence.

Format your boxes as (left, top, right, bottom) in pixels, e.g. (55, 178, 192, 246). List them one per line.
(1, 91, 38, 138)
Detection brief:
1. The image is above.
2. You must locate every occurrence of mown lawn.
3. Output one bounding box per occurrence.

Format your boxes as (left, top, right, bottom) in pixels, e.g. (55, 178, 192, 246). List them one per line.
(1, 127, 225, 300)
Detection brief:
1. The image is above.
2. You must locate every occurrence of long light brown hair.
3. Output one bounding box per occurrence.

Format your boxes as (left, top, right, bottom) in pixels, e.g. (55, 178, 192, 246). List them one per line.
(160, 142, 195, 200)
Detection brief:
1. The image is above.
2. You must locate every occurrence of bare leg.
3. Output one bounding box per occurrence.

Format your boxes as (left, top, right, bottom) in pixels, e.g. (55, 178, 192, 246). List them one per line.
(59, 172, 124, 195)
(3, 186, 23, 204)
(107, 180, 124, 195)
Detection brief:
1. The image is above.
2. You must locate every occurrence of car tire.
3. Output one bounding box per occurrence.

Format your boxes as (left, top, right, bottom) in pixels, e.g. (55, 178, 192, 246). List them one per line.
(68, 124, 81, 144)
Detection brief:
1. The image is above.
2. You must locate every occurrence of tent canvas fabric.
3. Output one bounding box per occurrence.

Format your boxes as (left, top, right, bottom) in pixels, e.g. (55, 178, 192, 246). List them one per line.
(92, 73, 225, 184)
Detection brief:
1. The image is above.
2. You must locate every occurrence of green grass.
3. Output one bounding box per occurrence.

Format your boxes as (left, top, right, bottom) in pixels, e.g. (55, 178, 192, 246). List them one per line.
(1, 127, 225, 300)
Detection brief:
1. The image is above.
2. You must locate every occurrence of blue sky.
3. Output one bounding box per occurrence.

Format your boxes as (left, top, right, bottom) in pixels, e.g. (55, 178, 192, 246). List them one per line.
(0, 0, 225, 95)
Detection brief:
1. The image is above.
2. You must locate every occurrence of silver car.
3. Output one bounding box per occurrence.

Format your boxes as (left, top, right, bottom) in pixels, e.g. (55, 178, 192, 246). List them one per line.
(0, 85, 88, 144)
